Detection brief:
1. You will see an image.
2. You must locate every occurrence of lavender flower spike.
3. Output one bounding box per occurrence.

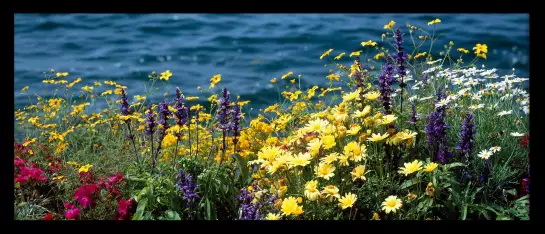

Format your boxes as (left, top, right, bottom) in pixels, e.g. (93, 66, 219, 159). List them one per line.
(176, 169, 199, 202)
(231, 102, 242, 152)
(145, 104, 157, 136)
(378, 56, 395, 114)
(457, 113, 476, 155)
(393, 28, 408, 81)
(120, 88, 131, 116)
(217, 88, 232, 164)
(426, 109, 451, 163)
(408, 103, 419, 125)
(237, 186, 262, 220)
(217, 88, 232, 131)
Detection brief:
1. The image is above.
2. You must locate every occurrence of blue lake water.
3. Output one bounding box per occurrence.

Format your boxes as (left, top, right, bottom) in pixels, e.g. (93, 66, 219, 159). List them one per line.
(14, 14, 529, 111)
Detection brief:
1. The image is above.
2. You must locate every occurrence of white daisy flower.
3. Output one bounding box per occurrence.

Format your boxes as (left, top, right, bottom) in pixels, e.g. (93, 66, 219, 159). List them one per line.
(472, 94, 482, 101)
(469, 104, 484, 110)
(457, 88, 470, 96)
(497, 110, 512, 116)
(510, 132, 525, 137)
(500, 94, 513, 101)
(490, 146, 501, 153)
(522, 105, 529, 115)
(480, 68, 497, 77)
(452, 78, 465, 86)
(485, 74, 499, 79)
(478, 149, 493, 160)
(435, 98, 450, 108)
(408, 95, 419, 102)
(426, 59, 442, 65)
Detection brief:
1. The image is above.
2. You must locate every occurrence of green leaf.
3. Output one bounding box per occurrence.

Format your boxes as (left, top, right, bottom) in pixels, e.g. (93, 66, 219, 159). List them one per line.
(446, 162, 466, 169)
(233, 153, 249, 184)
(134, 198, 148, 220)
(461, 205, 468, 220)
(399, 178, 420, 190)
(206, 199, 211, 220)
(165, 210, 181, 220)
(506, 189, 517, 196)
(496, 214, 512, 220)
(480, 209, 491, 220)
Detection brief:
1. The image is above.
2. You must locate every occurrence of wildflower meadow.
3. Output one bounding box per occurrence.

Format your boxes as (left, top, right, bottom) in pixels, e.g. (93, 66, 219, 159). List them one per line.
(14, 18, 530, 220)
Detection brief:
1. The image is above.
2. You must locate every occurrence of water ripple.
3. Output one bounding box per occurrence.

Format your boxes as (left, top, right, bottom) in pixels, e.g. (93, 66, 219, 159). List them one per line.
(14, 14, 529, 110)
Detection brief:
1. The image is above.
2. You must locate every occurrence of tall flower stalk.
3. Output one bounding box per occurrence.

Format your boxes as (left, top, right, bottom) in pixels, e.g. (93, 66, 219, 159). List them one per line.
(145, 104, 157, 163)
(217, 88, 232, 165)
(120, 88, 138, 161)
(408, 103, 419, 126)
(195, 109, 199, 159)
(237, 186, 261, 220)
(378, 56, 395, 114)
(426, 91, 451, 163)
(457, 113, 476, 174)
(153, 101, 172, 169)
(353, 57, 368, 108)
(480, 159, 491, 184)
(393, 28, 408, 113)
(176, 169, 199, 219)
(173, 88, 188, 169)
(231, 103, 242, 155)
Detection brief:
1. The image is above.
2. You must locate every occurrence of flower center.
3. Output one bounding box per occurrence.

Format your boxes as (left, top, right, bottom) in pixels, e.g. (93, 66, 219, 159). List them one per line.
(387, 200, 397, 207)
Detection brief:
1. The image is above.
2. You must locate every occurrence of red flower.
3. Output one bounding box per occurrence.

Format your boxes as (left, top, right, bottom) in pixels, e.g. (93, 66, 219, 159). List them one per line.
(79, 171, 95, 185)
(108, 173, 124, 184)
(14, 158, 27, 169)
(64, 203, 80, 220)
(521, 178, 530, 195)
(14, 142, 28, 156)
(117, 199, 135, 220)
(74, 184, 99, 207)
(44, 213, 53, 220)
(48, 158, 62, 173)
(14, 166, 47, 184)
(520, 135, 530, 148)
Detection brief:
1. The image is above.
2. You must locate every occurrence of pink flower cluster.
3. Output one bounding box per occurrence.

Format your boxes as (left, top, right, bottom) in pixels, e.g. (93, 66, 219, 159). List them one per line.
(64, 171, 127, 220)
(116, 199, 136, 220)
(14, 157, 47, 185)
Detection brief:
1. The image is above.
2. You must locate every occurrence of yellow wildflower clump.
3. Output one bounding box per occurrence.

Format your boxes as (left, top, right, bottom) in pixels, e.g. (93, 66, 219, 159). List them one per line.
(315, 162, 335, 180)
(209, 74, 221, 89)
(382, 195, 403, 214)
(384, 20, 396, 29)
(339, 193, 357, 210)
(320, 49, 334, 60)
(398, 160, 423, 176)
(281, 197, 304, 216)
(160, 70, 172, 80)
(351, 165, 367, 181)
(473, 43, 488, 59)
(78, 164, 93, 173)
(428, 18, 441, 26)
(304, 180, 321, 201)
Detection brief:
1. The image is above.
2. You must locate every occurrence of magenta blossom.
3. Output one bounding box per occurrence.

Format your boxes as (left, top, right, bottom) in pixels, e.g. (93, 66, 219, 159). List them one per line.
(64, 203, 80, 220)
(117, 199, 135, 220)
(74, 184, 99, 207)
(108, 173, 124, 184)
(15, 166, 47, 184)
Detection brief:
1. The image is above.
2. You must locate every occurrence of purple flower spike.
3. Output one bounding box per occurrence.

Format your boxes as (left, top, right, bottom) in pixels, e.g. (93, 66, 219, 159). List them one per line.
(120, 88, 131, 117)
(145, 104, 157, 136)
(378, 56, 395, 114)
(231, 103, 242, 147)
(217, 88, 232, 131)
(457, 113, 476, 155)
